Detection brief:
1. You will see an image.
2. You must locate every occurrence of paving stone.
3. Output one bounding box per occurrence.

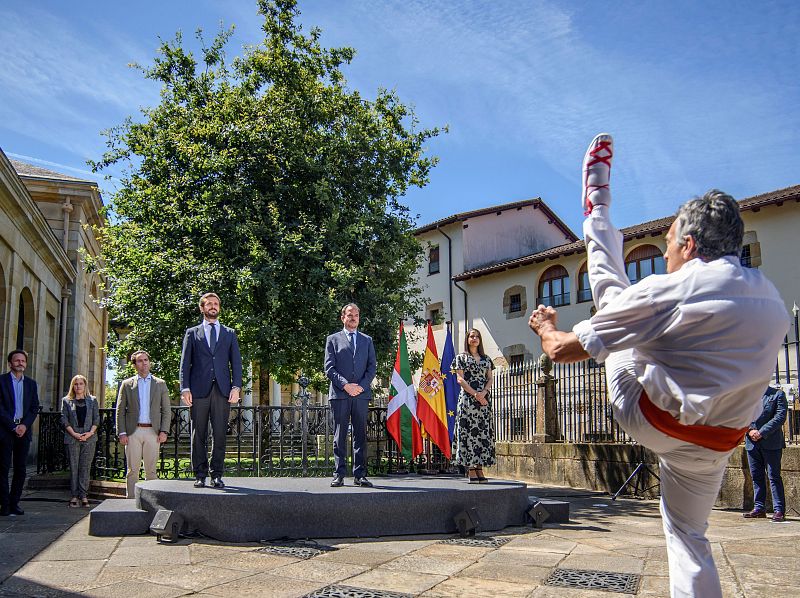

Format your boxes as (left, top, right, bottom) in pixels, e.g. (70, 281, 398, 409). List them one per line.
(335, 538, 437, 554)
(638, 575, 670, 596)
(501, 534, 576, 554)
(411, 542, 494, 560)
(558, 552, 645, 574)
(344, 568, 447, 594)
(189, 542, 255, 564)
(456, 561, 552, 585)
(314, 548, 398, 567)
(378, 553, 473, 576)
(480, 547, 564, 568)
(726, 554, 800, 586)
(7, 559, 106, 592)
(32, 539, 118, 561)
(741, 582, 800, 598)
(195, 572, 326, 597)
(80, 581, 192, 598)
(199, 551, 300, 572)
(134, 563, 260, 592)
(107, 542, 191, 567)
(260, 559, 369, 583)
(420, 576, 537, 597)
(722, 535, 799, 556)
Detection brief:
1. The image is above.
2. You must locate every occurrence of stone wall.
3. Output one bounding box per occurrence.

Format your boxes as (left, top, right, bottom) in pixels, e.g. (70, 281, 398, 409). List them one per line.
(493, 441, 800, 511)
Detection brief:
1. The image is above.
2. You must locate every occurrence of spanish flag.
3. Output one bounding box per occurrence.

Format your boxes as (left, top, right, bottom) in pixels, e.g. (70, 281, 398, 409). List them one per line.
(416, 321, 451, 458)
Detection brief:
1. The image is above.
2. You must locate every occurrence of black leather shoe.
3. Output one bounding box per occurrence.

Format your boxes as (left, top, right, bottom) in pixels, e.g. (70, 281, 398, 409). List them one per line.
(330, 476, 344, 487)
(193, 478, 206, 488)
(9, 506, 23, 516)
(354, 477, 373, 488)
(211, 477, 225, 489)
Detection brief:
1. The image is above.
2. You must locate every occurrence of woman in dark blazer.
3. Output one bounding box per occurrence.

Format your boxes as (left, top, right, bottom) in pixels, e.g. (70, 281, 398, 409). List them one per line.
(60, 375, 100, 507)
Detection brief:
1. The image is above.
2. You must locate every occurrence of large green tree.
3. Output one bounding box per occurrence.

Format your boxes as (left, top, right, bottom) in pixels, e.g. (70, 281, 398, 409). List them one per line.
(92, 0, 440, 391)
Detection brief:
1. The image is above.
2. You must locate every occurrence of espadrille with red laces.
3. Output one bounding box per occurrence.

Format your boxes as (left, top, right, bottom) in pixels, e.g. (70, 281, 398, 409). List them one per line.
(582, 133, 613, 215)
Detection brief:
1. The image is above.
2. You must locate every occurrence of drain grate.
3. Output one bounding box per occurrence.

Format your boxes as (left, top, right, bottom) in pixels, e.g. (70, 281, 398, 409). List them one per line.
(440, 535, 511, 548)
(305, 585, 414, 598)
(545, 568, 641, 594)
(255, 539, 337, 559)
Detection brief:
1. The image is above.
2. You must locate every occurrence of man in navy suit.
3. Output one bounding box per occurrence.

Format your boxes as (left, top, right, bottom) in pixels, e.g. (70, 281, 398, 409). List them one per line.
(743, 386, 788, 522)
(180, 293, 243, 488)
(324, 303, 377, 488)
(0, 350, 40, 516)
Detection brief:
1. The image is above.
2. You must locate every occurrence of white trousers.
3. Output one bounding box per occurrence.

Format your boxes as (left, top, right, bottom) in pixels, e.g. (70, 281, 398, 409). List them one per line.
(585, 207, 730, 598)
(125, 427, 159, 498)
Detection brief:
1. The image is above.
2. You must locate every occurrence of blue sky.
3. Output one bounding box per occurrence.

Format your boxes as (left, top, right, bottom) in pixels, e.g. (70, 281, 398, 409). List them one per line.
(1, 0, 798, 235)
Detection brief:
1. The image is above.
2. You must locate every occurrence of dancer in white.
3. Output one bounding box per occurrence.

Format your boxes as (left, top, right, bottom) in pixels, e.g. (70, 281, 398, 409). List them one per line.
(529, 133, 789, 598)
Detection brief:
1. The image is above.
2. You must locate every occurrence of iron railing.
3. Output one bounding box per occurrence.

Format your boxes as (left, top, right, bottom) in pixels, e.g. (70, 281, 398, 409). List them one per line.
(37, 378, 452, 479)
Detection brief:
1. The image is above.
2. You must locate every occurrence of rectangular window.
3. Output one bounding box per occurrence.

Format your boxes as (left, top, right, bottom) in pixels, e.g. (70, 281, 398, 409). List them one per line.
(429, 245, 440, 275)
(509, 354, 524, 376)
(740, 245, 752, 268)
(429, 308, 441, 325)
(509, 293, 521, 313)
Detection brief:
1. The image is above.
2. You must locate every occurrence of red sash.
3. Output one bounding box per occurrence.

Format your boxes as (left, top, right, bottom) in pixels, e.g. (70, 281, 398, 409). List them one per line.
(639, 391, 748, 452)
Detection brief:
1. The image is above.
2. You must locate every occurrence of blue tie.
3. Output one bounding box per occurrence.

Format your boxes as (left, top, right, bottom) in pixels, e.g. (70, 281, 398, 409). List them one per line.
(209, 323, 217, 353)
(348, 332, 355, 355)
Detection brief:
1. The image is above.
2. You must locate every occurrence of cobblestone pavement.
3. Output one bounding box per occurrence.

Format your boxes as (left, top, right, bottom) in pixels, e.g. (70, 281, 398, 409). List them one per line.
(0, 485, 797, 597)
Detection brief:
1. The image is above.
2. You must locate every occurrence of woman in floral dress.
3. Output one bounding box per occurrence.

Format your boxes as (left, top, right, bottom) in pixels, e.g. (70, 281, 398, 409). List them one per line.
(452, 328, 495, 483)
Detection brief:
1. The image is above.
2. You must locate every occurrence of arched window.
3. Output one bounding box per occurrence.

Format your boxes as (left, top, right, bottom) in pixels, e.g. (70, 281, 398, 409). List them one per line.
(625, 245, 665, 284)
(16, 288, 35, 354)
(537, 265, 570, 307)
(0, 262, 6, 350)
(577, 262, 592, 303)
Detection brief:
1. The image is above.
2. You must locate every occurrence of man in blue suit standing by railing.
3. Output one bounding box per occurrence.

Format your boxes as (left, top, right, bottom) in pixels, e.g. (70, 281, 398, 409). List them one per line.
(180, 293, 243, 489)
(324, 303, 376, 488)
(743, 385, 788, 522)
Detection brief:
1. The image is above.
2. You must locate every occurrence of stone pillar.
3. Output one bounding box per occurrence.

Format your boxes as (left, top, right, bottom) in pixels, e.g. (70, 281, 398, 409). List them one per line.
(534, 353, 559, 442)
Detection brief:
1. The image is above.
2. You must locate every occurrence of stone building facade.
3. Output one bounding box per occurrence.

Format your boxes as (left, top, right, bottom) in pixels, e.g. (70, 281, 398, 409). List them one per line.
(0, 148, 107, 415)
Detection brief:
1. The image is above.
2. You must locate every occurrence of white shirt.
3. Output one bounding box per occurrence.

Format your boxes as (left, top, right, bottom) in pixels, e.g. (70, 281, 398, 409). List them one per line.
(137, 374, 152, 425)
(573, 256, 789, 428)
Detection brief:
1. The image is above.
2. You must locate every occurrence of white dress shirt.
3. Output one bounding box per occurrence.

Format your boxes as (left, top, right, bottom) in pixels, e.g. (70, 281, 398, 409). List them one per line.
(344, 328, 357, 354)
(137, 374, 152, 425)
(573, 256, 789, 428)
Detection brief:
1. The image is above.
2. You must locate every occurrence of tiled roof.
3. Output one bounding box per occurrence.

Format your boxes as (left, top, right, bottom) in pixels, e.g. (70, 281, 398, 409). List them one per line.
(415, 197, 578, 241)
(454, 185, 800, 281)
(10, 159, 94, 183)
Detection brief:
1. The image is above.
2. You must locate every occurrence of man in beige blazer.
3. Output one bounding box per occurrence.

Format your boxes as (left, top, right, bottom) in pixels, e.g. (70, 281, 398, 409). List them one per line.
(116, 350, 172, 498)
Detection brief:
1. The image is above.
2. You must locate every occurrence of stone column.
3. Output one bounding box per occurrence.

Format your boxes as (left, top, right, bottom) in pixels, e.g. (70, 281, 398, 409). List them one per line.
(534, 353, 559, 442)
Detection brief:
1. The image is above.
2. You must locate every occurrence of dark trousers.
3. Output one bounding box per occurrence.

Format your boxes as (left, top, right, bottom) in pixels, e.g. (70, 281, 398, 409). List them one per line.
(0, 432, 31, 508)
(747, 444, 785, 512)
(190, 383, 230, 479)
(331, 397, 368, 478)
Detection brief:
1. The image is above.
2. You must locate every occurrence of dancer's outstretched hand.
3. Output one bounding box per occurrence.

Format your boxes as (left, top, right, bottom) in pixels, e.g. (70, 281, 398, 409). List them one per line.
(529, 305, 559, 336)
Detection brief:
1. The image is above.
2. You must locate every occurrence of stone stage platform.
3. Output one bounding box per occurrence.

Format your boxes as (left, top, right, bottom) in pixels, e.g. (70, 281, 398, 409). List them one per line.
(89, 475, 530, 542)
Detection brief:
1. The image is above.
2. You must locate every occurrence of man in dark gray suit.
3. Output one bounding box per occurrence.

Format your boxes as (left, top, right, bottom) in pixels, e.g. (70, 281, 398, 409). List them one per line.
(180, 293, 243, 489)
(324, 303, 377, 487)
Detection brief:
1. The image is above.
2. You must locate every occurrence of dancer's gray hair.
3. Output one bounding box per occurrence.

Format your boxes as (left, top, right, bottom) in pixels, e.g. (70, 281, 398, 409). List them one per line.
(673, 190, 743, 261)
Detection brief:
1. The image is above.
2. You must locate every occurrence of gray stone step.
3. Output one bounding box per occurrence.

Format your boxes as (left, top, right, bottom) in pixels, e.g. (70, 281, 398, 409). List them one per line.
(89, 498, 152, 536)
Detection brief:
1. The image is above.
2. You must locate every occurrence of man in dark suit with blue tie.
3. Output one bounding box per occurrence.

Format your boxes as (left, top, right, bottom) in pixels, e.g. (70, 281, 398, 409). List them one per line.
(324, 303, 377, 488)
(180, 293, 243, 489)
(0, 350, 40, 516)
(743, 385, 788, 522)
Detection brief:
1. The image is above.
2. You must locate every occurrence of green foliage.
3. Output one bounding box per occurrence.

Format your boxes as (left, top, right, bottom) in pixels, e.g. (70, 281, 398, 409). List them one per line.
(91, 0, 440, 388)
